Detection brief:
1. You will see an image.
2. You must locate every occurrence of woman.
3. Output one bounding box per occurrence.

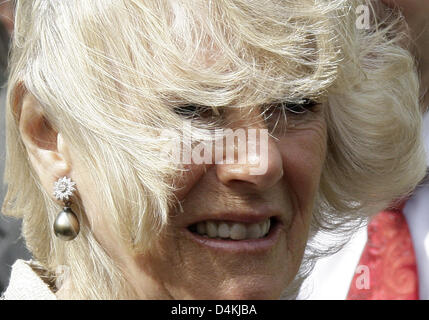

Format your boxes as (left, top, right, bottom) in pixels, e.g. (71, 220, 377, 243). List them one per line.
(1, 0, 427, 299)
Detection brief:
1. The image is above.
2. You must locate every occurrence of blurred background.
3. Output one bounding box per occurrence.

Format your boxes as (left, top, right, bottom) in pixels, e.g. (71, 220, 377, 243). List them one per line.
(0, 0, 31, 294)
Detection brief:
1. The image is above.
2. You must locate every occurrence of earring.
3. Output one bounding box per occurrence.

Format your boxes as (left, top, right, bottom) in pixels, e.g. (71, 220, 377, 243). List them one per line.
(53, 176, 80, 241)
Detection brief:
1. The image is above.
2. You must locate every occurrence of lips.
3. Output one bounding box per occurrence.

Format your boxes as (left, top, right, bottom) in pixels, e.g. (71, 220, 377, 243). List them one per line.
(185, 215, 282, 252)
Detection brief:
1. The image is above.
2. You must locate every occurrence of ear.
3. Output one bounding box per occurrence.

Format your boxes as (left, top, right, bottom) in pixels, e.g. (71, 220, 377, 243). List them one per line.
(17, 91, 71, 198)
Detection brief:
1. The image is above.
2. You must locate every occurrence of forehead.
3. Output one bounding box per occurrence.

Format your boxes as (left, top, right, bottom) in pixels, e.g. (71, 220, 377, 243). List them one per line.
(23, 1, 342, 117)
(130, 1, 339, 108)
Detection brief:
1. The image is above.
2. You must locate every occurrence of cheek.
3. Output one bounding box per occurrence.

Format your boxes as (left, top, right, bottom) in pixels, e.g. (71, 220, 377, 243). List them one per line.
(171, 164, 208, 201)
(277, 121, 327, 215)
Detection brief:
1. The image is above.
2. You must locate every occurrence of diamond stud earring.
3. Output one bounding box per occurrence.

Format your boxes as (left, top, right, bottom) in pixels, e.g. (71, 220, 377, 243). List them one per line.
(53, 176, 80, 241)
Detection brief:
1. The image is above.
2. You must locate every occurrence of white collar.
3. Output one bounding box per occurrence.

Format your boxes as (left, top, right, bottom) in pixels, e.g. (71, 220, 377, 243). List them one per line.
(2, 259, 57, 300)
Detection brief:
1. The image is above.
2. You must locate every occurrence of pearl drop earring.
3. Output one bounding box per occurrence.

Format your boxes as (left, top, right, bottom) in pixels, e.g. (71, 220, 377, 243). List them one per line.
(53, 176, 80, 241)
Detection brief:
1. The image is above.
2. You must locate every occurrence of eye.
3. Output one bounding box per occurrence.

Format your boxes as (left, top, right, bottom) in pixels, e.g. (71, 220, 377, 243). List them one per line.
(262, 98, 319, 122)
(262, 98, 321, 134)
(173, 105, 217, 120)
(173, 105, 199, 117)
(278, 98, 319, 114)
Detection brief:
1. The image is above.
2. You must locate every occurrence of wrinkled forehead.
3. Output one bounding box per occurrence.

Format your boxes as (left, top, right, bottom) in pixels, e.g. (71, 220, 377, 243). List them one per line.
(16, 0, 342, 124)
(65, 0, 339, 108)
(151, 0, 340, 107)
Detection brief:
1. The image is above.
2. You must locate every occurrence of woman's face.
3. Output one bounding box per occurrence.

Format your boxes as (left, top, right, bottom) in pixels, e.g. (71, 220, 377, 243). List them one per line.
(71, 104, 328, 299)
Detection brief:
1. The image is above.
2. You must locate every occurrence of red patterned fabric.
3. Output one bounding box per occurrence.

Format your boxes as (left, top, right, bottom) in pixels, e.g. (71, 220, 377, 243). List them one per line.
(347, 203, 419, 300)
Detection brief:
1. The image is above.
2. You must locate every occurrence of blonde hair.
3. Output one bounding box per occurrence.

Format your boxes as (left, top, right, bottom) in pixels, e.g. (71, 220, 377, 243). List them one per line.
(2, 0, 427, 299)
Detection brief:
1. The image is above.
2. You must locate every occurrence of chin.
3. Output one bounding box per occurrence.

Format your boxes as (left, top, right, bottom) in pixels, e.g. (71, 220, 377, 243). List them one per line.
(191, 277, 287, 300)
(218, 290, 282, 300)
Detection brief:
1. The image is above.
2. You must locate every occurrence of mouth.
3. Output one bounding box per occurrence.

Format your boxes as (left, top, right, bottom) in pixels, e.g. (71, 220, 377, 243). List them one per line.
(186, 217, 282, 252)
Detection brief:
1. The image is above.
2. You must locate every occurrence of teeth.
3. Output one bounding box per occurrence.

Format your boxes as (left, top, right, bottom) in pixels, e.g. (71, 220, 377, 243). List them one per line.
(196, 222, 206, 235)
(264, 219, 270, 235)
(246, 224, 261, 239)
(194, 219, 272, 240)
(206, 221, 218, 238)
(218, 222, 230, 238)
(230, 223, 247, 240)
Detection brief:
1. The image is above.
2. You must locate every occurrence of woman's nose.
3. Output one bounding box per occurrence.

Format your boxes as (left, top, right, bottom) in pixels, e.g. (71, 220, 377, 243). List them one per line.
(215, 129, 284, 191)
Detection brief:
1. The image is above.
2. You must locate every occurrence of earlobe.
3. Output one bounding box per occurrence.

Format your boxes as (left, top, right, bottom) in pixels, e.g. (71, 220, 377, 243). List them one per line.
(17, 92, 71, 192)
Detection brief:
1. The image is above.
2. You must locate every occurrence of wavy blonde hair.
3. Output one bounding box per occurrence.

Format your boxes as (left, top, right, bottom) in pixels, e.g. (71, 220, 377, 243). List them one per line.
(2, 0, 427, 299)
